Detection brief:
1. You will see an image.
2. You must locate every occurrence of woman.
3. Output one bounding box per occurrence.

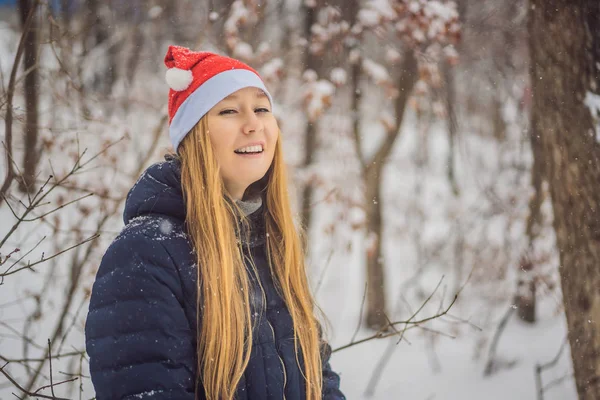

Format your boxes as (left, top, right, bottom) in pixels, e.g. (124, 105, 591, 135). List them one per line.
(85, 45, 346, 400)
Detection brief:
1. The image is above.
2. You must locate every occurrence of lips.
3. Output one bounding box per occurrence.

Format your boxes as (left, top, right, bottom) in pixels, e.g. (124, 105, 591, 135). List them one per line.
(235, 151, 264, 158)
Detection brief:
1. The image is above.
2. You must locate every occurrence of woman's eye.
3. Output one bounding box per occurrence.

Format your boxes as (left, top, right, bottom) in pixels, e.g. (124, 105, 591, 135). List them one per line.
(255, 108, 270, 113)
(219, 109, 236, 115)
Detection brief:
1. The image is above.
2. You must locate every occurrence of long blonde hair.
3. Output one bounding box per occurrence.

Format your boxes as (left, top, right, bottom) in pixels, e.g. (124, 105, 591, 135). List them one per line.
(178, 116, 323, 400)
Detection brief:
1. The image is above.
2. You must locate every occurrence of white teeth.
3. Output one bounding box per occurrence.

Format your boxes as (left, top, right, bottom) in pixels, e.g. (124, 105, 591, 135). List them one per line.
(235, 145, 263, 153)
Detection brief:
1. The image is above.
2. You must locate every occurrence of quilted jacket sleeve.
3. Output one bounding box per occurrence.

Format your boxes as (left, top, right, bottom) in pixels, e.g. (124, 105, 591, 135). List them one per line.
(85, 230, 196, 400)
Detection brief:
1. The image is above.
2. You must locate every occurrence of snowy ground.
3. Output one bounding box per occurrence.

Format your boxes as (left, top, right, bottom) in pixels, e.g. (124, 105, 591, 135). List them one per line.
(316, 245, 575, 399)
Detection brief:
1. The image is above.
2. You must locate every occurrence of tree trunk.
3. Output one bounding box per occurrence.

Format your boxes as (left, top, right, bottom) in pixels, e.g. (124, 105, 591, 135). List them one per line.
(364, 164, 387, 329)
(162, 0, 184, 44)
(18, 0, 39, 194)
(514, 255, 536, 323)
(300, 1, 319, 234)
(442, 61, 460, 196)
(529, 1, 600, 397)
(86, 0, 116, 97)
(513, 118, 545, 324)
(211, 0, 236, 53)
(363, 52, 419, 330)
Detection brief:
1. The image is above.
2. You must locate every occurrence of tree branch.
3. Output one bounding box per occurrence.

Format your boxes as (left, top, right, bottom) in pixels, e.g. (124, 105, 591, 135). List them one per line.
(1, 0, 39, 203)
(0, 362, 72, 400)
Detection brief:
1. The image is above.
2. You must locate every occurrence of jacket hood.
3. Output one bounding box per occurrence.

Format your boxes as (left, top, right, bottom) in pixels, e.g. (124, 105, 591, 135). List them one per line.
(123, 155, 266, 247)
(123, 155, 186, 225)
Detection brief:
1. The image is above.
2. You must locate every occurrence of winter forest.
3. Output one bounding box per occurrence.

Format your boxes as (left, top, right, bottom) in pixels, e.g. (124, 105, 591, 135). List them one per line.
(0, 0, 599, 399)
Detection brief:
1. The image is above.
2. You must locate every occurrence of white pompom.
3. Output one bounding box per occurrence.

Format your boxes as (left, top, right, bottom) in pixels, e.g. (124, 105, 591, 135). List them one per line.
(165, 68, 194, 91)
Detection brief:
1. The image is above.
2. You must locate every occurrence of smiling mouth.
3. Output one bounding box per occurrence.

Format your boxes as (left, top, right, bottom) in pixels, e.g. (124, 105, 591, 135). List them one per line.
(234, 149, 264, 154)
(234, 144, 264, 154)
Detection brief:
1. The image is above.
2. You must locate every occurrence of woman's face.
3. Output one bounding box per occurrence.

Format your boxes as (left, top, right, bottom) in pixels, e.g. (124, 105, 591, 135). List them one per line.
(206, 87, 279, 200)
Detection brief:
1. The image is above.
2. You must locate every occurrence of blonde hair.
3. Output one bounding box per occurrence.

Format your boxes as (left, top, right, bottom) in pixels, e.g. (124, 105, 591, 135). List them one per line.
(178, 116, 323, 400)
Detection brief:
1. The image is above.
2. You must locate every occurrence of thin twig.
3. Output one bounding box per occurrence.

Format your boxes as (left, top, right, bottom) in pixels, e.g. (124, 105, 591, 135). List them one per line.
(334, 281, 460, 353)
(19, 193, 94, 222)
(56, 297, 88, 355)
(0, 175, 53, 249)
(313, 248, 335, 296)
(350, 282, 368, 344)
(441, 312, 483, 332)
(1, 234, 99, 278)
(33, 375, 79, 396)
(0, 236, 45, 278)
(0, 362, 70, 400)
(483, 305, 516, 376)
(47, 339, 56, 398)
(535, 335, 570, 400)
(0, 350, 84, 364)
(1, 136, 121, 251)
(0, 322, 45, 351)
(541, 373, 574, 393)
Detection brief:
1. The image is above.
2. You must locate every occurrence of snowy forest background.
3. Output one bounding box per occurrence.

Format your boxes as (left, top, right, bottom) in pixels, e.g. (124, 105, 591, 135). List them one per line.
(1, 0, 599, 399)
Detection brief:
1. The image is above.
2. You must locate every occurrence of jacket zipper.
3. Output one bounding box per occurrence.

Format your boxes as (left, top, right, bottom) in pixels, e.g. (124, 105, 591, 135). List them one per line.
(266, 318, 287, 400)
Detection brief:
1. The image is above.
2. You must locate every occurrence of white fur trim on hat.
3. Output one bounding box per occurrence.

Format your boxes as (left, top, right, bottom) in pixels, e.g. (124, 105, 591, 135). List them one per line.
(165, 68, 194, 91)
(170, 69, 273, 152)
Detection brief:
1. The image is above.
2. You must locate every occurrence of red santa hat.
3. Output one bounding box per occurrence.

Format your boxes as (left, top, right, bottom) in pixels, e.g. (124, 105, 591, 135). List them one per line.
(164, 45, 273, 152)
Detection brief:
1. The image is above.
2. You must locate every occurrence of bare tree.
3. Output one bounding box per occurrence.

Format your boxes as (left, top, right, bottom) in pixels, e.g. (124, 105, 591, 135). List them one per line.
(360, 51, 419, 329)
(352, 3, 460, 330)
(17, 0, 40, 194)
(299, 0, 321, 233)
(529, 1, 600, 398)
(1, 0, 37, 202)
(301, 1, 461, 330)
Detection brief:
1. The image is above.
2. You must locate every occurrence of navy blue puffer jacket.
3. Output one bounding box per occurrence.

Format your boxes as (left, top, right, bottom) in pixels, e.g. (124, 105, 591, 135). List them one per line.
(85, 155, 346, 400)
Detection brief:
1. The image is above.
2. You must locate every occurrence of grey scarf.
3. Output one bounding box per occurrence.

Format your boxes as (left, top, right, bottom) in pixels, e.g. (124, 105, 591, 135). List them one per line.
(235, 195, 263, 216)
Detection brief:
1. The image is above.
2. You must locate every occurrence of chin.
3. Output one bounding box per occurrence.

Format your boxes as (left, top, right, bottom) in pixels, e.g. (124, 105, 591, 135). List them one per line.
(246, 168, 269, 180)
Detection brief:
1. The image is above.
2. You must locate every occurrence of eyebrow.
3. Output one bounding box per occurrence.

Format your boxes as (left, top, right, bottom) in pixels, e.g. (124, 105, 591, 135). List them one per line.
(222, 90, 268, 101)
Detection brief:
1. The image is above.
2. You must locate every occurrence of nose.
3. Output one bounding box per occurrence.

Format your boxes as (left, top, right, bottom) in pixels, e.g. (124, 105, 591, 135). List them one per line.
(242, 111, 263, 135)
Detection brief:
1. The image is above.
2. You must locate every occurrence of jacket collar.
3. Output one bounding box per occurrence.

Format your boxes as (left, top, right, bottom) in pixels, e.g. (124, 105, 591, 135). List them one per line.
(123, 154, 266, 247)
